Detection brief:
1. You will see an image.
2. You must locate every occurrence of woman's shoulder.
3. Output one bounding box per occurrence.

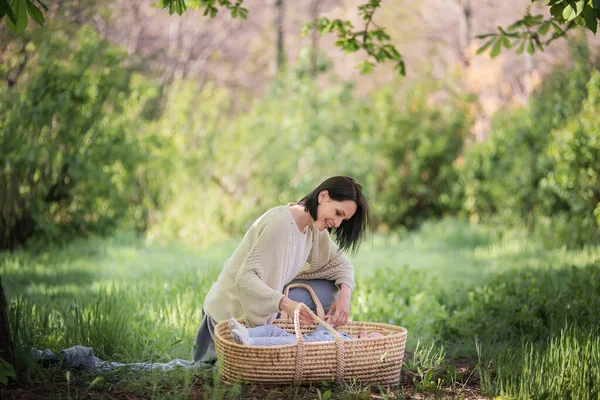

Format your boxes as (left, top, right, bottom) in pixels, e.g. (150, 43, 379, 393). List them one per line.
(252, 206, 296, 234)
(256, 205, 291, 223)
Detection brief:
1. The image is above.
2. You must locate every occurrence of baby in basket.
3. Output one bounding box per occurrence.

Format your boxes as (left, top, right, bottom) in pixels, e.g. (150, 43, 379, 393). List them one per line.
(228, 318, 383, 346)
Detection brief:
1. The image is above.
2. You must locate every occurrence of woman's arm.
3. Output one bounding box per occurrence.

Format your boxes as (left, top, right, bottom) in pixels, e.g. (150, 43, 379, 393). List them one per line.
(327, 282, 352, 326)
(233, 210, 294, 326)
(296, 233, 355, 290)
(295, 232, 356, 325)
(234, 245, 286, 326)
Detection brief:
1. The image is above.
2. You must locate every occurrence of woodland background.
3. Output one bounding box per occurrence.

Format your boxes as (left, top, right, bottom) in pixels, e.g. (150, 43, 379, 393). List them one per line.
(1, 0, 600, 398)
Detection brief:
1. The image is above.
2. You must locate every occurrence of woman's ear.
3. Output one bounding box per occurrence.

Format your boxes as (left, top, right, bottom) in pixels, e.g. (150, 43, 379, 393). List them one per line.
(318, 190, 329, 203)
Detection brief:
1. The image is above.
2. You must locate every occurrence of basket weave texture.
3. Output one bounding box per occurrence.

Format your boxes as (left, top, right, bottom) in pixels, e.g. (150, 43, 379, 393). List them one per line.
(214, 283, 408, 385)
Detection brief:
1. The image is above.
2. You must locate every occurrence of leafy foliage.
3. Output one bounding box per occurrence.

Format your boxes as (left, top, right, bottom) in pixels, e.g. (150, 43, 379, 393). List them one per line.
(302, 0, 405, 75)
(0, 356, 16, 384)
(3, 0, 600, 72)
(0, 0, 47, 33)
(541, 70, 600, 245)
(477, 0, 600, 57)
(0, 26, 160, 249)
(445, 262, 600, 347)
(461, 41, 600, 246)
(143, 66, 471, 243)
(153, 0, 248, 20)
(367, 82, 471, 229)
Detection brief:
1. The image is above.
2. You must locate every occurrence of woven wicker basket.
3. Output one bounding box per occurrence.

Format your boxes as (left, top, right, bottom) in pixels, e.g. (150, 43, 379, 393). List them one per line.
(214, 283, 407, 385)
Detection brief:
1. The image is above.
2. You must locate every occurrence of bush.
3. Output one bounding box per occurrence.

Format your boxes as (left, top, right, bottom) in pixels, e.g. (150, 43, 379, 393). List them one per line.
(444, 261, 600, 352)
(460, 40, 600, 246)
(539, 71, 600, 246)
(354, 266, 448, 348)
(367, 80, 472, 229)
(0, 26, 159, 249)
(147, 68, 472, 244)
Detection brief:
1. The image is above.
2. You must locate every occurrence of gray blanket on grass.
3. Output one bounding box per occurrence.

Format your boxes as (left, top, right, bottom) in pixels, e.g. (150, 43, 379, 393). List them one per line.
(31, 346, 211, 372)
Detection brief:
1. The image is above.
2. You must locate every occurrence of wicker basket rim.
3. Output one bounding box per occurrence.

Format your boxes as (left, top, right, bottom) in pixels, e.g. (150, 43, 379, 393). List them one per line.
(214, 319, 408, 350)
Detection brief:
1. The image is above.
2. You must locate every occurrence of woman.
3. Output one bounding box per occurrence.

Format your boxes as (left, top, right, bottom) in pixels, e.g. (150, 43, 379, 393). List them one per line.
(192, 176, 369, 363)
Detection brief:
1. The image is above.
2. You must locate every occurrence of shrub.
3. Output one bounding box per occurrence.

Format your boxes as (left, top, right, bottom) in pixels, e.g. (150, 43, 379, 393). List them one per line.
(460, 40, 599, 246)
(0, 26, 159, 249)
(445, 261, 600, 352)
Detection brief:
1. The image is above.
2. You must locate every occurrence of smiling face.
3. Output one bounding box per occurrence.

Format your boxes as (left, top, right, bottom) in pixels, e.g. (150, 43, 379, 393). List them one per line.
(315, 190, 357, 232)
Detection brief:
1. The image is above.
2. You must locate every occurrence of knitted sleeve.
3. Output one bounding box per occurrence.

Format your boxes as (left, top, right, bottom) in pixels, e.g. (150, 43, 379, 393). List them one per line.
(296, 232, 355, 289)
(234, 211, 290, 326)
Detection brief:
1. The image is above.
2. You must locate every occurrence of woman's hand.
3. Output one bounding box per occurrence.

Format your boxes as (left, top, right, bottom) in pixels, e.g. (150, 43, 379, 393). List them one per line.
(327, 284, 352, 326)
(279, 296, 315, 326)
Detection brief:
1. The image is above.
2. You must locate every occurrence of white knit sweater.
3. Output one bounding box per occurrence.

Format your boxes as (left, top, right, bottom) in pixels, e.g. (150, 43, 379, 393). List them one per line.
(202, 206, 355, 327)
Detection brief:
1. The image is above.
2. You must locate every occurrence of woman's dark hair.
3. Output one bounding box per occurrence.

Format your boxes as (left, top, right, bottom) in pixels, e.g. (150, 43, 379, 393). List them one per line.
(298, 176, 370, 254)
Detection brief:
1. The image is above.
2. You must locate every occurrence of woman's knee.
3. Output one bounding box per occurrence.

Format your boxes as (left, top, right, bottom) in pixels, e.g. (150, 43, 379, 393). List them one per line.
(284, 279, 339, 314)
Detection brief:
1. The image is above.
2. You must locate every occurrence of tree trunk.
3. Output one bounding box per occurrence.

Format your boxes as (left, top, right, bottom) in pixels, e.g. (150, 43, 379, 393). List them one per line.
(309, 0, 320, 77)
(457, 0, 472, 68)
(0, 278, 14, 365)
(273, 0, 286, 73)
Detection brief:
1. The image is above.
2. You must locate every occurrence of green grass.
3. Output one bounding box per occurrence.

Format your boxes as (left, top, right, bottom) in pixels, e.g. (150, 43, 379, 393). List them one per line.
(2, 218, 599, 398)
(477, 327, 600, 399)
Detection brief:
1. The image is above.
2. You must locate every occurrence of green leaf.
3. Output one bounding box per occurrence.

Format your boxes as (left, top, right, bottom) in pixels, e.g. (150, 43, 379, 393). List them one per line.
(0, 0, 16, 23)
(372, 29, 390, 41)
(563, 1, 584, 21)
(592, 0, 600, 10)
(300, 23, 311, 37)
(23, 0, 43, 25)
(6, 0, 28, 32)
(490, 38, 503, 58)
(340, 38, 358, 53)
(527, 38, 535, 54)
(501, 36, 511, 49)
(573, 15, 586, 26)
(388, 46, 401, 58)
(176, 0, 186, 15)
(550, 20, 567, 34)
(476, 38, 496, 55)
(88, 376, 104, 389)
(34, 0, 48, 12)
(550, 3, 567, 21)
(0, 356, 16, 384)
(532, 35, 543, 50)
(508, 19, 524, 30)
(151, 0, 167, 9)
(516, 38, 526, 54)
(582, 5, 598, 32)
(238, 7, 247, 19)
(538, 21, 550, 35)
(562, 4, 576, 20)
(358, 60, 375, 75)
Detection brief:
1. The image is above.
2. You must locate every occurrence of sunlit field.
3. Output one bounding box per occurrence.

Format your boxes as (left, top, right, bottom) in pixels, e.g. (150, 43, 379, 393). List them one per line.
(2, 218, 599, 399)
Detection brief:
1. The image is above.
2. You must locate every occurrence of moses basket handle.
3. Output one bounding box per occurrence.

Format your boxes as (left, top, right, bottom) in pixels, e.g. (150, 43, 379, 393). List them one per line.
(293, 302, 345, 383)
(280, 282, 325, 320)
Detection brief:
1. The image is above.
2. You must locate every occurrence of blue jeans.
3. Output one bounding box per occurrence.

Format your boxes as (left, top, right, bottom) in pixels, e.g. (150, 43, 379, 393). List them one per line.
(283, 279, 339, 316)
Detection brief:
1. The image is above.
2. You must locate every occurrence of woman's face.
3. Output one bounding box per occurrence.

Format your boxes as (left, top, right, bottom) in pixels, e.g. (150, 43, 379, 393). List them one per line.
(315, 190, 357, 231)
